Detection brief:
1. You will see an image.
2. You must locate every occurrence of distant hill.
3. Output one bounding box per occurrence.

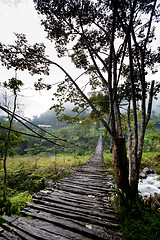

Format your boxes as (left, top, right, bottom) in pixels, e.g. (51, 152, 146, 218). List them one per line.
(31, 108, 89, 129)
(31, 109, 68, 129)
(0, 115, 7, 123)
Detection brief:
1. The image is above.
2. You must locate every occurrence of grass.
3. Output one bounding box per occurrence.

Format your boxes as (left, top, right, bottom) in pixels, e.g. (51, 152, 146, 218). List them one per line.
(141, 152, 160, 173)
(114, 198, 160, 240)
(5, 154, 88, 171)
(0, 153, 90, 218)
(103, 150, 114, 175)
(0, 153, 90, 186)
(103, 150, 160, 175)
(8, 192, 32, 215)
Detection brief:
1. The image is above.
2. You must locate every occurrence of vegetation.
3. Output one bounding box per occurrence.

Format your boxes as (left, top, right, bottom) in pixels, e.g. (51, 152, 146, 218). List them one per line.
(0, 0, 159, 200)
(0, 153, 89, 218)
(0, 0, 159, 237)
(0, 110, 159, 239)
(113, 197, 160, 240)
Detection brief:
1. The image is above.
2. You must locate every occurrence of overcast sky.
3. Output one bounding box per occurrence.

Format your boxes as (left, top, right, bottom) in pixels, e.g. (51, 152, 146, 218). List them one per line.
(0, 0, 81, 118)
(0, 0, 160, 118)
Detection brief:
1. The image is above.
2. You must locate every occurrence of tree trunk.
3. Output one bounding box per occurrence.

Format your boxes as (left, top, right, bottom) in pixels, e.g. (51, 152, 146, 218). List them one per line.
(129, 153, 140, 198)
(112, 137, 130, 196)
(3, 92, 17, 202)
(3, 138, 9, 202)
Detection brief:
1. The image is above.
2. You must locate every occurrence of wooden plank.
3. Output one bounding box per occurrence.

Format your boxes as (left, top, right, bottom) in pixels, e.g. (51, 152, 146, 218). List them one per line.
(2, 216, 92, 240)
(20, 218, 91, 240)
(35, 195, 101, 210)
(55, 184, 108, 196)
(56, 181, 112, 192)
(33, 193, 115, 215)
(40, 189, 103, 204)
(58, 177, 112, 186)
(31, 198, 117, 219)
(0, 231, 20, 240)
(32, 194, 100, 209)
(34, 191, 98, 204)
(25, 201, 119, 227)
(2, 216, 69, 240)
(58, 178, 112, 187)
(20, 208, 120, 239)
(2, 223, 35, 240)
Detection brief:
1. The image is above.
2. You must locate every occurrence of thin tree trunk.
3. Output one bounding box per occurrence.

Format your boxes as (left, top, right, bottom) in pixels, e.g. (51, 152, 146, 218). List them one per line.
(128, 35, 139, 197)
(3, 94, 17, 202)
(127, 100, 133, 185)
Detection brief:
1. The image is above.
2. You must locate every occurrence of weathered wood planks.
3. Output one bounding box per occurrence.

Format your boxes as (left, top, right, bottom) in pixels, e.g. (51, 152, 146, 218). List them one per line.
(0, 136, 123, 239)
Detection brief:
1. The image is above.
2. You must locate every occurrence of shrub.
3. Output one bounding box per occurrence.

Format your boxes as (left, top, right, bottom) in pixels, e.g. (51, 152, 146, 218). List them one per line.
(9, 191, 32, 215)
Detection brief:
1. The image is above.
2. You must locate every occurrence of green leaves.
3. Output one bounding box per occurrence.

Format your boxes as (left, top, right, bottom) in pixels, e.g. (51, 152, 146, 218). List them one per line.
(4, 78, 24, 94)
(0, 122, 26, 158)
(70, 49, 89, 69)
(0, 33, 50, 75)
(34, 78, 52, 91)
(89, 92, 109, 115)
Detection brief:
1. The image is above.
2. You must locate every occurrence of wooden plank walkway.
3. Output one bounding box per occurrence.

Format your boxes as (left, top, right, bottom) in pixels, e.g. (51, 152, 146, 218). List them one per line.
(0, 136, 123, 240)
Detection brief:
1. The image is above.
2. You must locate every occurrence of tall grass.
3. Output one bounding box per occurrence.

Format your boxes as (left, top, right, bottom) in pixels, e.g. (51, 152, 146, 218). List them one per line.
(103, 150, 114, 174)
(0, 153, 90, 218)
(141, 152, 160, 173)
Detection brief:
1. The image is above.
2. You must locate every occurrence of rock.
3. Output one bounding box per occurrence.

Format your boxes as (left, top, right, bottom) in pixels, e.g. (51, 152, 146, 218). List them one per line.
(143, 167, 154, 174)
(148, 180, 154, 185)
(140, 168, 155, 178)
(45, 180, 53, 187)
(139, 172, 147, 179)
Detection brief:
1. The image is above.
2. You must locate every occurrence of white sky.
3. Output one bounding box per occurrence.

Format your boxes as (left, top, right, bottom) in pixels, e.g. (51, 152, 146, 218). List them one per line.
(0, 0, 160, 118)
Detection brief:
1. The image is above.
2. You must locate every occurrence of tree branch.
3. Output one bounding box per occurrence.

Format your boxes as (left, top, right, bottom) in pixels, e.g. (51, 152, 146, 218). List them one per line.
(41, 56, 112, 135)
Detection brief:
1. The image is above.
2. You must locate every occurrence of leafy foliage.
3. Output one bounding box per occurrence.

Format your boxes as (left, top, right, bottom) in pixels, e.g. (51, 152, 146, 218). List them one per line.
(8, 192, 32, 216)
(0, 122, 26, 158)
(3, 77, 23, 94)
(0, 33, 50, 75)
(116, 199, 160, 240)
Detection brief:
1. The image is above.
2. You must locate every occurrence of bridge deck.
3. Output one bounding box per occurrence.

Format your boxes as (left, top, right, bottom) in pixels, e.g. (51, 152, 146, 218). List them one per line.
(0, 136, 122, 240)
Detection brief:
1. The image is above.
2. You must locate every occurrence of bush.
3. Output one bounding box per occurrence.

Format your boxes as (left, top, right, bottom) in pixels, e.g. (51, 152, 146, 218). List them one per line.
(0, 191, 32, 218)
(5, 167, 45, 193)
(9, 191, 32, 215)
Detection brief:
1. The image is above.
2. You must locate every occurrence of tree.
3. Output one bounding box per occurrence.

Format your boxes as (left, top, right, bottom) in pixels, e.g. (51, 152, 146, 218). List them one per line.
(0, 0, 160, 199)
(33, 0, 160, 198)
(0, 77, 24, 202)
